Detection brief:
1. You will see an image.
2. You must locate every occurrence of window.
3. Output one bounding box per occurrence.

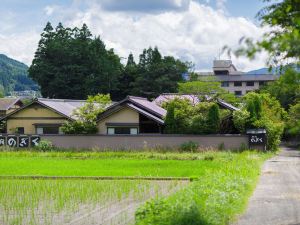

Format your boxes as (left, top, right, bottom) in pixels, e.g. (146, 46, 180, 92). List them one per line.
(107, 127, 138, 135)
(246, 81, 254, 86)
(36, 126, 60, 134)
(214, 70, 229, 75)
(259, 81, 266, 86)
(16, 127, 24, 134)
(234, 81, 242, 86)
(234, 91, 242, 96)
(221, 81, 229, 87)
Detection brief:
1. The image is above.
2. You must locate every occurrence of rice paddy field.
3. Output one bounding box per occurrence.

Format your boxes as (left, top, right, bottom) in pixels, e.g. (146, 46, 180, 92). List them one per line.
(0, 150, 271, 225)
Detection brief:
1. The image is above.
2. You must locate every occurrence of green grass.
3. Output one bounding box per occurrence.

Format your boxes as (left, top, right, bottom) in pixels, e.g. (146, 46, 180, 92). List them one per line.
(0, 179, 182, 225)
(0, 150, 272, 225)
(0, 151, 236, 177)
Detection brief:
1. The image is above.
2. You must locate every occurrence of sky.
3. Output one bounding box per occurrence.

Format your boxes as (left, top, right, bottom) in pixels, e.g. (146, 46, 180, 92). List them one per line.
(0, 0, 270, 71)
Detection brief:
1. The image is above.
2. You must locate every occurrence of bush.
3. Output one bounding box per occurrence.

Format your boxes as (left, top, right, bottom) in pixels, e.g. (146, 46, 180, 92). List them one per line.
(243, 93, 286, 151)
(179, 141, 199, 152)
(35, 139, 54, 151)
(233, 109, 250, 133)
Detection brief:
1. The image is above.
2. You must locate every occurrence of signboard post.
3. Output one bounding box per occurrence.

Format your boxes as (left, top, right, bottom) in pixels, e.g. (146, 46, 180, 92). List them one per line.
(19, 136, 30, 148)
(246, 129, 267, 151)
(7, 135, 18, 148)
(30, 136, 41, 147)
(0, 135, 5, 146)
(0, 135, 41, 148)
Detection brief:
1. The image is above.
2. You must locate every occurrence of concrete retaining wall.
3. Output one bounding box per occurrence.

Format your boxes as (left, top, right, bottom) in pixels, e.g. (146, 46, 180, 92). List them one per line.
(41, 134, 248, 150)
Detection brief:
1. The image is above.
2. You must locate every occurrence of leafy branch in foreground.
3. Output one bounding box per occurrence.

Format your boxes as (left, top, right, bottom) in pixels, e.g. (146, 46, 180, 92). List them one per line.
(233, 0, 300, 66)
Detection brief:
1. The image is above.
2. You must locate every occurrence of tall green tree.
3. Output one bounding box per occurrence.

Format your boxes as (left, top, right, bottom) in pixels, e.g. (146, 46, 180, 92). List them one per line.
(131, 47, 188, 99)
(206, 104, 220, 133)
(115, 53, 138, 100)
(261, 68, 300, 109)
(29, 22, 122, 99)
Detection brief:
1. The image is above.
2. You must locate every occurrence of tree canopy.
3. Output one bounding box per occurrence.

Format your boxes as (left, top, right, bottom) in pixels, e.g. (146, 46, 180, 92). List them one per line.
(30, 22, 189, 100)
(29, 22, 122, 99)
(117, 47, 188, 100)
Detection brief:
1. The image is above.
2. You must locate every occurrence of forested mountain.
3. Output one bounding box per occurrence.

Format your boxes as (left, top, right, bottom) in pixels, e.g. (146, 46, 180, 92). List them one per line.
(0, 54, 39, 95)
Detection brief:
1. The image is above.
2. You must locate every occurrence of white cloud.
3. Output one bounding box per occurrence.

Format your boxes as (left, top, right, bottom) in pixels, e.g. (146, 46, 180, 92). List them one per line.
(44, 5, 56, 16)
(0, 0, 268, 71)
(63, 0, 267, 71)
(0, 31, 40, 66)
(216, 0, 227, 13)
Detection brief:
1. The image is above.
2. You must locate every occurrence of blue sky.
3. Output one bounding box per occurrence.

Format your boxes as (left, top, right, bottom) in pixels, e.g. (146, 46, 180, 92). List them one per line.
(0, 0, 270, 71)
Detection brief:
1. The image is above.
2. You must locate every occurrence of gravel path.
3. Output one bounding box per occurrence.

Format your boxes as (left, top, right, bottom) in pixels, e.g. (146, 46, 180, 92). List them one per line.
(235, 146, 300, 225)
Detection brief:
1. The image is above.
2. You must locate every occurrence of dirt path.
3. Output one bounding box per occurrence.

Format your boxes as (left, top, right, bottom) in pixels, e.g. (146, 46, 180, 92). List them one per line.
(235, 146, 300, 225)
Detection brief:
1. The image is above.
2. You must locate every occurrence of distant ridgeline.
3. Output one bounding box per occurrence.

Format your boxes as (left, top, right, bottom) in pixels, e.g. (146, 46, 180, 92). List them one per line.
(0, 54, 39, 95)
(247, 63, 300, 75)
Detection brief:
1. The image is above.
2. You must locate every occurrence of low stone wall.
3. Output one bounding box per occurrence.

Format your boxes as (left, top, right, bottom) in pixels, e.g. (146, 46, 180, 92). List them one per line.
(41, 134, 248, 150)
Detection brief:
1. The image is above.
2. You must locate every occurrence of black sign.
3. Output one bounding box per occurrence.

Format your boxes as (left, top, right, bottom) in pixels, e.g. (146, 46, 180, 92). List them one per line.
(249, 134, 266, 145)
(7, 136, 18, 147)
(0, 135, 41, 148)
(19, 136, 29, 148)
(0, 136, 5, 146)
(30, 136, 41, 147)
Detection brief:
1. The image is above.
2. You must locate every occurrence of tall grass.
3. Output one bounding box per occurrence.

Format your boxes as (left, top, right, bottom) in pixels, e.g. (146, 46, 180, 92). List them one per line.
(135, 151, 271, 225)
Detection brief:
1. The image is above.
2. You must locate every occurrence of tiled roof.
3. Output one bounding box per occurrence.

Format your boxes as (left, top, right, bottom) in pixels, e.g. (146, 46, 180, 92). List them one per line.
(126, 103, 165, 124)
(153, 94, 239, 111)
(127, 96, 166, 117)
(217, 99, 240, 111)
(0, 98, 22, 111)
(38, 98, 86, 119)
(153, 94, 200, 106)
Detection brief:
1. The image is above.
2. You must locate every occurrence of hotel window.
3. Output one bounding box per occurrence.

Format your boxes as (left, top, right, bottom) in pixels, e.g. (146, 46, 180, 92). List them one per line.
(246, 81, 254, 86)
(221, 81, 229, 87)
(259, 81, 266, 86)
(107, 127, 138, 135)
(234, 91, 242, 96)
(234, 81, 242, 87)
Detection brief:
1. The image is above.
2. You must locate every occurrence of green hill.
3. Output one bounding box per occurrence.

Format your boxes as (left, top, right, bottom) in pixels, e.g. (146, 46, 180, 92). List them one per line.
(0, 54, 39, 95)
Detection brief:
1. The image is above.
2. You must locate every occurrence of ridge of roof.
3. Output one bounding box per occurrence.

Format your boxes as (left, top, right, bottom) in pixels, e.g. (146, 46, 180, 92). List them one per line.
(127, 96, 148, 100)
(38, 98, 86, 102)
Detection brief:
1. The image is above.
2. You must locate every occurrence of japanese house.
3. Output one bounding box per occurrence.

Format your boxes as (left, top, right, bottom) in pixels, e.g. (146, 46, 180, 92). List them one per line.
(1, 98, 86, 134)
(97, 96, 166, 134)
(0, 98, 23, 118)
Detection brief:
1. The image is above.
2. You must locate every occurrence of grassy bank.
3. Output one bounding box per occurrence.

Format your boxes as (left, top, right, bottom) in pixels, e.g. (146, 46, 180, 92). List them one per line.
(135, 151, 271, 225)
